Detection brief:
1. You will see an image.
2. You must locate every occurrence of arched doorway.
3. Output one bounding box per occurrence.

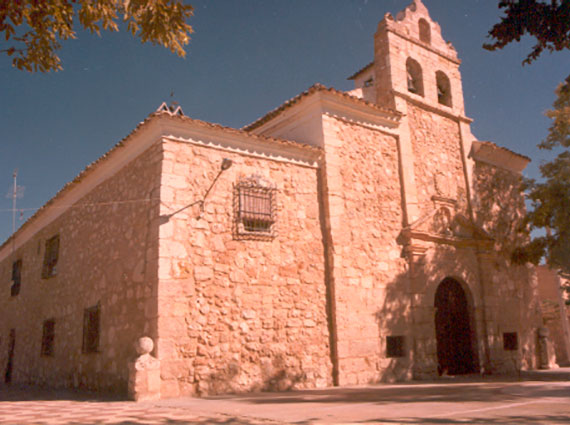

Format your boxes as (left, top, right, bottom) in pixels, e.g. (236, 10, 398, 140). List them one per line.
(435, 278, 475, 375)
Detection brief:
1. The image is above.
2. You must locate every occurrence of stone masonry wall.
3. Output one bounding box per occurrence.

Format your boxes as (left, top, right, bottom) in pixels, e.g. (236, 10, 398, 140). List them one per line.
(407, 104, 467, 219)
(472, 162, 526, 255)
(0, 144, 162, 394)
(157, 139, 332, 397)
(321, 116, 409, 385)
(472, 161, 542, 372)
(536, 265, 570, 365)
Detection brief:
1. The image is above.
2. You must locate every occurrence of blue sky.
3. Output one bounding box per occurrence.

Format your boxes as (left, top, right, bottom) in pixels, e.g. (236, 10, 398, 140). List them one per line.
(0, 0, 569, 244)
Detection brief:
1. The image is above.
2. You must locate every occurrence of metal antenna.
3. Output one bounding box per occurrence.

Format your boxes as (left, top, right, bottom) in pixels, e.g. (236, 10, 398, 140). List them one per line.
(7, 169, 25, 234)
(12, 170, 17, 233)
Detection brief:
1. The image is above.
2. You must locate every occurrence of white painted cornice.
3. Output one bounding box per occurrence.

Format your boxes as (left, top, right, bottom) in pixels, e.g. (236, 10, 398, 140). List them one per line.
(158, 115, 321, 167)
(250, 88, 401, 141)
(248, 93, 324, 139)
(318, 91, 400, 132)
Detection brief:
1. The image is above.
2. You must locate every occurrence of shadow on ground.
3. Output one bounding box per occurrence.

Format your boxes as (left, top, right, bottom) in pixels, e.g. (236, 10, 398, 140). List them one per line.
(0, 383, 126, 402)
(89, 419, 304, 425)
(214, 381, 569, 406)
(354, 416, 570, 424)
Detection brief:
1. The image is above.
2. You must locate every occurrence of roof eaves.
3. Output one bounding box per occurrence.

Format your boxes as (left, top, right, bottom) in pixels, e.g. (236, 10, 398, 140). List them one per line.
(0, 112, 161, 251)
(243, 83, 400, 132)
(1, 110, 322, 251)
(477, 141, 531, 162)
(347, 61, 374, 80)
(166, 113, 322, 154)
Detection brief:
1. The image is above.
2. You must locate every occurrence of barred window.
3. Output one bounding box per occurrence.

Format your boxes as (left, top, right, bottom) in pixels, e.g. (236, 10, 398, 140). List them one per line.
(82, 304, 100, 354)
(235, 178, 277, 239)
(41, 319, 55, 357)
(11, 259, 22, 297)
(42, 235, 59, 279)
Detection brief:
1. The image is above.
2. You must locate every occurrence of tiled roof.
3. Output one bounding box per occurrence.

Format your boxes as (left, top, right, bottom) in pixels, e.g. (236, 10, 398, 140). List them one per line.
(0, 109, 321, 251)
(243, 83, 400, 132)
(347, 61, 374, 80)
(168, 111, 323, 154)
(477, 141, 531, 162)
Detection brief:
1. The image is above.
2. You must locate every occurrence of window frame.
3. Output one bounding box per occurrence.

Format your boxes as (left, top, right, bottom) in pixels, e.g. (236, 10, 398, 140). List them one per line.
(11, 259, 22, 297)
(42, 234, 60, 279)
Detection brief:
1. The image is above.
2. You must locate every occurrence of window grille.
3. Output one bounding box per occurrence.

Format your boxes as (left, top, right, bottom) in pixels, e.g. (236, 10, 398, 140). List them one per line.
(82, 304, 100, 354)
(41, 319, 55, 357)
(42, 235, 59, 279)
(11, 259, 22, 297)
(234, 178, 277, 239)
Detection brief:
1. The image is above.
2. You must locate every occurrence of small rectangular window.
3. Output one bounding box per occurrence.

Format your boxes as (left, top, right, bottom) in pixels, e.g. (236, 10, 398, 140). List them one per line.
(11, 259, 22, 297)
(82, 304, 100, 353)
(41, 319, 55, 357)
(503, 332, 518, 351)
(42, 235, 59, 279)
(386, 335, 405, 358)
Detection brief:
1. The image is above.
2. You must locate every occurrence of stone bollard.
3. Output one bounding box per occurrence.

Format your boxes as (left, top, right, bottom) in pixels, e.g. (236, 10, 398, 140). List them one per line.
(537, 327, 556, 370)
(128, 336, 161, 401)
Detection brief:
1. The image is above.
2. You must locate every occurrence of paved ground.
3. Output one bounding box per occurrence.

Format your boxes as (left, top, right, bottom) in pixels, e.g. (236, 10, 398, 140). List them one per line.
(1, 369, 569, 425)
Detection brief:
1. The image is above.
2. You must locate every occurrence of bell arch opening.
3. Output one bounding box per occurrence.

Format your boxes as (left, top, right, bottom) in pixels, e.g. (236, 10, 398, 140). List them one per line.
(406, 58, 424, 97)
(436, 71, 452, 107)
(434, 277, 476, 375)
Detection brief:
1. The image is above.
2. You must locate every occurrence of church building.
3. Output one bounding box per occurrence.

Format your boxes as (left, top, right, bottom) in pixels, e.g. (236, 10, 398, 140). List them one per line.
(1, 0, 544, 398)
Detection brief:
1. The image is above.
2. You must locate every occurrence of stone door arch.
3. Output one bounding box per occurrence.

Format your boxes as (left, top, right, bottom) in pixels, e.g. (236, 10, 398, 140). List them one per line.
(434, 278, 476, 375)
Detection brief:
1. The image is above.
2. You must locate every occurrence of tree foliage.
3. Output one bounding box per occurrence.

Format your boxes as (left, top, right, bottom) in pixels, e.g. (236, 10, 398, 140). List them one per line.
(484, 0, 570, 64)
(513, 76, 570, 275)
(0, 0, 194, 72)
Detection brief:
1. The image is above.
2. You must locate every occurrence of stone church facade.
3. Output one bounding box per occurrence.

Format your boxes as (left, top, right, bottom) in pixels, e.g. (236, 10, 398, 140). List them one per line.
(1, 0, 544, 398)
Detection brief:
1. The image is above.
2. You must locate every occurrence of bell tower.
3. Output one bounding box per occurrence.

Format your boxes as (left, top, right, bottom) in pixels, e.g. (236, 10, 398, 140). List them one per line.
(373, 0, 465, 115)
(366, 0, 476, 228)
